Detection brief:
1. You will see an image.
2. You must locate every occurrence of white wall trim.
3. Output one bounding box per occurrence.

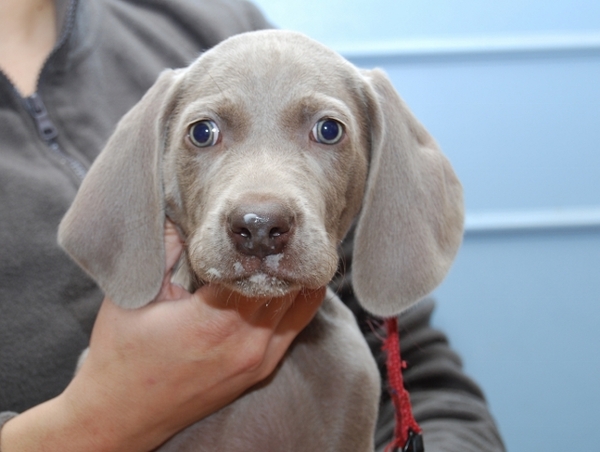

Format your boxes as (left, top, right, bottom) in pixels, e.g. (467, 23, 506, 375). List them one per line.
(465, 207, 600, 234)
(337, 32, 600, 61)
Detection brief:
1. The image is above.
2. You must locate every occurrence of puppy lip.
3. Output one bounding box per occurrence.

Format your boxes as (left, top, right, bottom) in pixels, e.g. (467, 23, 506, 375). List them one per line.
(199, 262, 297, 286)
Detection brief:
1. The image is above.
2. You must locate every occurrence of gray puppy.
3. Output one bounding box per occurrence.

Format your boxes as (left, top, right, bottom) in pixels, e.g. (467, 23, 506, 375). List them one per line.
(59, 30, 464, 451)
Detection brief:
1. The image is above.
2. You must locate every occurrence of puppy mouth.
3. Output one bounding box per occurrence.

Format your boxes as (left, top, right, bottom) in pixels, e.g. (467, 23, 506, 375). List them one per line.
(200, 254, 301, 298)
(231, 272, 298, 298)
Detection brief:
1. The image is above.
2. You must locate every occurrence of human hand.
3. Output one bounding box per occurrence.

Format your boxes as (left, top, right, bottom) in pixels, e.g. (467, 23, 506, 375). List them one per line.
(1, 220, 324, 452)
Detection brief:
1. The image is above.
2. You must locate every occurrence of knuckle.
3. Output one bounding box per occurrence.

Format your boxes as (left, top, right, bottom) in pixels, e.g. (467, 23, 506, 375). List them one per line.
(236, 340, 268, 374)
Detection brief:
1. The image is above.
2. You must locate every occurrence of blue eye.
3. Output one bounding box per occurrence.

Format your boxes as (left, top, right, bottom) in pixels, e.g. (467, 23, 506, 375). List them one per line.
(312, 118, 344, 145)
(189, 120, 220, 147)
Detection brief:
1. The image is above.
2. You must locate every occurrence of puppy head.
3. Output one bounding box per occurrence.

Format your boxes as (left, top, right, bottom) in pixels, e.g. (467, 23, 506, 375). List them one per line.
(161, 31, 370, 299)
(59, 30, 463, 316)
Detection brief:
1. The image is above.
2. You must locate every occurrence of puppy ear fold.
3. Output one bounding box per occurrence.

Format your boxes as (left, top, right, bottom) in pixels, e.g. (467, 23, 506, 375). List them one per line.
(352, 69, 464, 317)
(58, 69, 182, 309)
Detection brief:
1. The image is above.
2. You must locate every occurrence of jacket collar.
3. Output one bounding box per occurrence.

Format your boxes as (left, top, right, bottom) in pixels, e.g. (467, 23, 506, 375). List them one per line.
(40, 0, 101, 94)
(55, 0, 74, 37)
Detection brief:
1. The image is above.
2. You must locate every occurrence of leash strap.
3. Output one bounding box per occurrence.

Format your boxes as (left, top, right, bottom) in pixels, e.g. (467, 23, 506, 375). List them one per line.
(383, 317, 424, 452)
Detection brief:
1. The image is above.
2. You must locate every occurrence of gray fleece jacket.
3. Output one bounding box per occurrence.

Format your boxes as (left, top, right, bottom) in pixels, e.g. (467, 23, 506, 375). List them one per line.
(0, 0, 504, 450)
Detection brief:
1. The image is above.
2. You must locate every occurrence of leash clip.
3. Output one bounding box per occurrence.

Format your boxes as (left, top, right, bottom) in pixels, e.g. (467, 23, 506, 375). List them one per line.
(402, 430, 424, 452)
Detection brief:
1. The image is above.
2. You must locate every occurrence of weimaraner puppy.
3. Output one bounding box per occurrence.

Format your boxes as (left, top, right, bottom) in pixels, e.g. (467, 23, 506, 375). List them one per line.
(59, 30, 464, 451)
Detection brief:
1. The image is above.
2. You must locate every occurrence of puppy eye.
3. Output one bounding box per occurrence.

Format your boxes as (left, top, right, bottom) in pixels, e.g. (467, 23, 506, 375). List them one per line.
(189, 120, 220, 147)
(311, 118, 344, 145)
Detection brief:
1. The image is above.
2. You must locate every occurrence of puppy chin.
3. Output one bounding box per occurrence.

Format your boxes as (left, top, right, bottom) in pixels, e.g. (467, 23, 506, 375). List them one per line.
(231, 274, 299, 298)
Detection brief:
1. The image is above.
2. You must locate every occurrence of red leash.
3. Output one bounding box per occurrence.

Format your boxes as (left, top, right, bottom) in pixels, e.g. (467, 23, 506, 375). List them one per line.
(382, 317, 424, 452)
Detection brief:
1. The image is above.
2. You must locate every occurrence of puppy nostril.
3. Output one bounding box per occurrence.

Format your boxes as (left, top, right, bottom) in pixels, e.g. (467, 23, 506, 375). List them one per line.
(269, 225, 289, 238)
(239, 228, 251, 238)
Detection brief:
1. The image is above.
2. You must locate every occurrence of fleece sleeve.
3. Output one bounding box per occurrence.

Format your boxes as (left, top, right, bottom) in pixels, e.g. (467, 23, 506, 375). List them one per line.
(330, 231, 506, 452)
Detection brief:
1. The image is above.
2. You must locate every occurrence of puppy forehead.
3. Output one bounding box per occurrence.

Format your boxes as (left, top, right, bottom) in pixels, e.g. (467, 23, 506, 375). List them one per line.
(182, 31, 361, 103)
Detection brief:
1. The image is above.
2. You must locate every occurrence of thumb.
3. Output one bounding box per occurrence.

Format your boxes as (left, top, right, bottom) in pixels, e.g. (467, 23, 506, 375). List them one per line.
(164, 219, 184, 273)
(154, 219, 190, 302)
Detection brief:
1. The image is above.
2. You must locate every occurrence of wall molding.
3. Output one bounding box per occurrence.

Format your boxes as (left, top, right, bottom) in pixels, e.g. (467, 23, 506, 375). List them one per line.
(464, 207, 600, 235)
(337, 32, 600, 61)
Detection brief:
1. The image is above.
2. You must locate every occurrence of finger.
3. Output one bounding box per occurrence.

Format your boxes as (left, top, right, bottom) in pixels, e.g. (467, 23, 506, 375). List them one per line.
(250, 289, 303, 325)
(155, 220, 190, 301)
(256, 287, 325, 377)
(275, 286, 325, 335)
(164, 219, 184, 272)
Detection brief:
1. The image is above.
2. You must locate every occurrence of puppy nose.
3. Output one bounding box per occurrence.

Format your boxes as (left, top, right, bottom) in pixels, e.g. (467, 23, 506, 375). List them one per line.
(228, 203, 294, 259)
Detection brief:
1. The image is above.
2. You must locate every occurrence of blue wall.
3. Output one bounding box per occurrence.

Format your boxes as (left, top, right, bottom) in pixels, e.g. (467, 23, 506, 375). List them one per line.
(251, 1, 600, 450)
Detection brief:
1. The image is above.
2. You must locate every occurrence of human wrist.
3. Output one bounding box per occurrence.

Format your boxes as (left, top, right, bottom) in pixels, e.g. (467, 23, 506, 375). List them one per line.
(0, 394, 125, 452)
(0, 412, 18, 452)
(59, 362, 178, 452)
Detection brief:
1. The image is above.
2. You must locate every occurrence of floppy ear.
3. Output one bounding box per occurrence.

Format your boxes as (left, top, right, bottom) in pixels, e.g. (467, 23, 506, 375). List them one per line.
(58, 69, 182, 309)
(352, 69, 464, 317)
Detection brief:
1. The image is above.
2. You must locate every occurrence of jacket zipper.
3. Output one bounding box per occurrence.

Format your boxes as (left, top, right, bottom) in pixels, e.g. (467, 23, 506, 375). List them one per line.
(16, 0, 87, 181)
(24, 93, 87, 181)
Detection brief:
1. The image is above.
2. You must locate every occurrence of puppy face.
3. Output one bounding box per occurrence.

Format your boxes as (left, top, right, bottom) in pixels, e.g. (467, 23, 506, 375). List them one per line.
(161, 33, 370, 297)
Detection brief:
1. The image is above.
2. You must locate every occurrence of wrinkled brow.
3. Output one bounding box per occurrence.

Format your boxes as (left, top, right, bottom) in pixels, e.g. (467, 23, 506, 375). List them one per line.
(181, 95, 250, 141)
(281, 94, 353, 130)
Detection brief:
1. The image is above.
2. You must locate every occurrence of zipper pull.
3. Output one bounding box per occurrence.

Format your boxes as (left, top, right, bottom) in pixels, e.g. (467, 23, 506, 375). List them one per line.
(23, 93, 88, 180)
(25, 93, 59, 142)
